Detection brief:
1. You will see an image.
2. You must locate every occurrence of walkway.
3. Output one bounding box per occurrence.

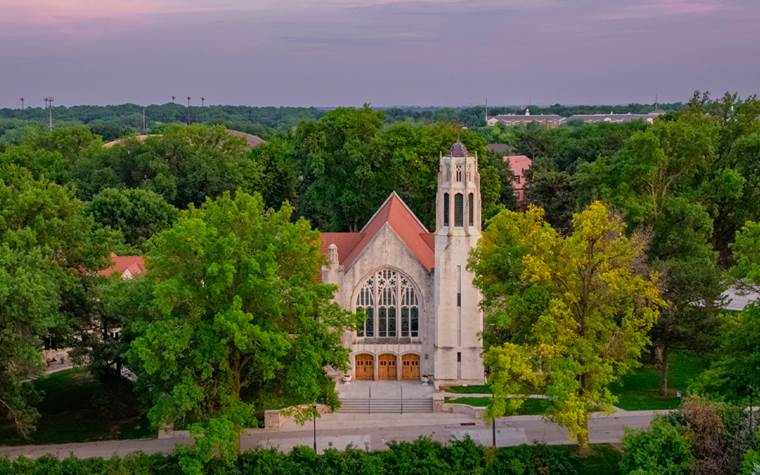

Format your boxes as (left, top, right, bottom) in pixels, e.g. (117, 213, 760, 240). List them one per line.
(0, 410, 669, 460)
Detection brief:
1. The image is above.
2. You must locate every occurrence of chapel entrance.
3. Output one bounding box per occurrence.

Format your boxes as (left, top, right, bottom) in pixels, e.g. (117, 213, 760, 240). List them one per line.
(378, 353, 397, 380)
(355, 354, 374, 380)
(401, 354, 420, 380)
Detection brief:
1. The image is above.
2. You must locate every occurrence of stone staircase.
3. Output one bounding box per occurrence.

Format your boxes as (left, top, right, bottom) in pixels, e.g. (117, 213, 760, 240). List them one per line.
(338, 398, 433, 414)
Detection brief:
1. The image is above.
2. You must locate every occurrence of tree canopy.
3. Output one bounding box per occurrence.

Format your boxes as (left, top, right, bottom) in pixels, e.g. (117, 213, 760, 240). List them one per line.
(470, 202, 663, 447)
(127, 191, 354, 469)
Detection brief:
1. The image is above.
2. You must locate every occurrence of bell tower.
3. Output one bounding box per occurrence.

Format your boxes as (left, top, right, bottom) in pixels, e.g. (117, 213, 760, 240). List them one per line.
(432, 141, 485, 386)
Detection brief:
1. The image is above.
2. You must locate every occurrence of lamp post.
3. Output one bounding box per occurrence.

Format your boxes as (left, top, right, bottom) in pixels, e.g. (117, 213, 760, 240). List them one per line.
(44, 97, 54, 130)
(312, 404, 317, 451)
(492, 393, 496, 448)
(186, 96, 191, 125)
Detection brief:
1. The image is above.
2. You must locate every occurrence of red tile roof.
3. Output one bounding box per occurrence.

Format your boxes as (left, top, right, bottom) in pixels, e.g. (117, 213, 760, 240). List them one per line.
(99, 253, 146, 277)
(320, 192, 435, 272)
(504, 155, 532, 180)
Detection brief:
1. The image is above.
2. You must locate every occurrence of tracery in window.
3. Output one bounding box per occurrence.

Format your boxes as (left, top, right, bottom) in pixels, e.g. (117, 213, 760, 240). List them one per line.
(455, 164, 463, 182)
(355, 269, 420, 339)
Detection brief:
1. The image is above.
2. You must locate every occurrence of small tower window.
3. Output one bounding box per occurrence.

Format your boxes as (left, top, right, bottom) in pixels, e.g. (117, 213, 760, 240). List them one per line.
(455, 164, 463, 182)
(443, 192, 449, 227)
(454, 193, 464, 227)
(468, 193, 474, 226)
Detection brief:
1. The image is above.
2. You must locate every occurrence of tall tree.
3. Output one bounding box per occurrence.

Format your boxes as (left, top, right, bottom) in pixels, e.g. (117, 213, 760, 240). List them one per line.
(470, 202, 663, 448)
(127, 192, 354, 470)
(0, 165, 115, 435)
(574, 112, 724, 393)
(86, 187, 178, 249)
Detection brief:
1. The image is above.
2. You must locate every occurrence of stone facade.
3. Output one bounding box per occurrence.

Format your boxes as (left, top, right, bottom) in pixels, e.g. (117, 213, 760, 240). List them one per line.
(320, 141, 485, 387)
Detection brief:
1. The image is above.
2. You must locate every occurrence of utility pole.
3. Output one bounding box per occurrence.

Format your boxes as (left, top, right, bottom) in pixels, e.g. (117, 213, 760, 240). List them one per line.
(186, 96, 191, 125)
(44, 97, 54, 130)
(142, 109, 147, 132)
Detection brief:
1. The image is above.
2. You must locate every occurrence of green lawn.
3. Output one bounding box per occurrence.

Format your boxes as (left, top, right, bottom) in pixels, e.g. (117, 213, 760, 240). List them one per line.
(446, 350, 707, 412)
(446, 396, 551, 415)
(0, 368, 152, 446)
(611, 350, 707, 410)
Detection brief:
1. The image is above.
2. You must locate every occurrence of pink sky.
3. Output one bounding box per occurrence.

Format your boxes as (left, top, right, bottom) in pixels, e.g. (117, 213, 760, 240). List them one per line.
(0, 0, 757, 107)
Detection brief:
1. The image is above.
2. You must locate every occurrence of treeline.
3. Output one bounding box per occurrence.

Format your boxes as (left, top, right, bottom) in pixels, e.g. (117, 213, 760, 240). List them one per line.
(0, 101, 682, 142)
(0, 104, 325, 141)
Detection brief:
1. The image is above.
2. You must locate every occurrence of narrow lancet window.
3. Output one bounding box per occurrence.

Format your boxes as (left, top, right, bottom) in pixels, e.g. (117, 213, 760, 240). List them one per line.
(454, 193, 464, 227)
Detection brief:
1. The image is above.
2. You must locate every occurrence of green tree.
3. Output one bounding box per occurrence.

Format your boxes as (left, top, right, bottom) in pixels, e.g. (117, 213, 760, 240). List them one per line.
(620, 417, 694, 475)
(71, 125, 262, 208)
(0, 165, 115, 436)
(575, 112, 724, 394)
(127, 192, 354, 470)
(86, 187, 178, 249)
(470, 202, 663, 448)
(731, 220, 760, 285)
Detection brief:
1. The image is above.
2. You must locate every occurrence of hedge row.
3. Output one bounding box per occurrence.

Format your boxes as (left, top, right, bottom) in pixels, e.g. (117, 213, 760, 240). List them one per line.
(0, 438, 621, 475)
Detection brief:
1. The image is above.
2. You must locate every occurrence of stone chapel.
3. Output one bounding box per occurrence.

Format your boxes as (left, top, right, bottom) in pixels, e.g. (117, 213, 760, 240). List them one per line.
(319, 141, 485, 387)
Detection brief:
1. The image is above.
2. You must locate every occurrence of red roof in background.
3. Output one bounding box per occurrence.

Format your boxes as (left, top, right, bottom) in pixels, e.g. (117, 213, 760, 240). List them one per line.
(504, 155, 532, 178)
(320, 192, 435, 272)
(99, 253, 146, 277)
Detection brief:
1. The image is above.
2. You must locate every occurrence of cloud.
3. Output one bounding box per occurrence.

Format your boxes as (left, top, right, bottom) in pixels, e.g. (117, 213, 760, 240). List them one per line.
(595, 0, 720, 21)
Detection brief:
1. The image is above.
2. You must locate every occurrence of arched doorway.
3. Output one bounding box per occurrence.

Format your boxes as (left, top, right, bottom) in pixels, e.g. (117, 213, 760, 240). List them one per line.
(401, 354, 420, 380)
(378, 353, 397, 380)
(355, 354, 374, 380)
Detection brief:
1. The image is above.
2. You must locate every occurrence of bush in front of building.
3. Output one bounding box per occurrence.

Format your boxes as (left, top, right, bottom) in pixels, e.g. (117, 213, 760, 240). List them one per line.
(0, 437, 620, 475)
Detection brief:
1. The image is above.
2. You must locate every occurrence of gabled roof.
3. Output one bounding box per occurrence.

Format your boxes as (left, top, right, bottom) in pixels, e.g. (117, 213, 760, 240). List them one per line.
(99, 253, 146, 277)
(319, 192, 435, 272)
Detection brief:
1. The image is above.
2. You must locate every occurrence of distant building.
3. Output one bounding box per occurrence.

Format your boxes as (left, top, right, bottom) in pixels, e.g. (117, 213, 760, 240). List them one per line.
(567, 112, 663, 124)
(486, 143, 515, 155)
(487, 109, 565, 128)
(504, 155, 532, 205)
(99, 253, 146, 280)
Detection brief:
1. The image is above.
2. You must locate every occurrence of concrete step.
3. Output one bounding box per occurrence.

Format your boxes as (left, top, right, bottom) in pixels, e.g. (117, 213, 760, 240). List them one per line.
(338, 398, 433, 414)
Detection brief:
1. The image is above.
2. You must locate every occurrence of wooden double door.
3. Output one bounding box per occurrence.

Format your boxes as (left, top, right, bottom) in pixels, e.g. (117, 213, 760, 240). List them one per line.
(378, 354, 397, 380)
(355, 354, 374, 380)
(401, 354, 420, 380)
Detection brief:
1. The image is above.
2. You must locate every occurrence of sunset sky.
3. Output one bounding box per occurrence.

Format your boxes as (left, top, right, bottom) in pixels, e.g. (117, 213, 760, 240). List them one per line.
(1, 0, 758, 107)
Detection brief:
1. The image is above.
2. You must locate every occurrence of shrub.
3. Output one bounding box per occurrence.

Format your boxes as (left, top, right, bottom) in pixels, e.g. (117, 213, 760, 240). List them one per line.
(620, 417, 694, 474)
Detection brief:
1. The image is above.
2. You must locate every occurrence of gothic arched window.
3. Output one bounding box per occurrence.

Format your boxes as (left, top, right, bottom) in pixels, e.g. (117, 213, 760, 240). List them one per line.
(456, 164, 463, 182)
(454, 193, 464, 227)
(355, 269, 420, 339)
(468, 192, 474, 226)
(443, 192, 450, 227)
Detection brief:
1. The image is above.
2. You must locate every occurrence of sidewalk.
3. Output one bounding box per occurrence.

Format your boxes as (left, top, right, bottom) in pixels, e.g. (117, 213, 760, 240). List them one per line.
(0, 410, 668, 460)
